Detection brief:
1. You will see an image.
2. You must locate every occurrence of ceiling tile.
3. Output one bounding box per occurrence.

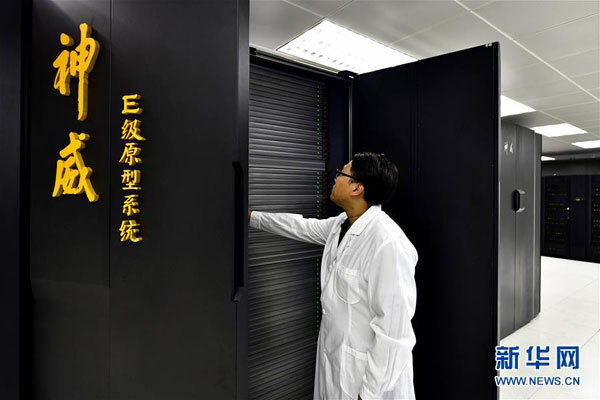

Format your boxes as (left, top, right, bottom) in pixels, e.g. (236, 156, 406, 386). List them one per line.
(502, 111, 562, 127)
(521, 91, 595, 111)
(542, 137, 580, 153)
(502, 62, 564, 91)
(591, 88, 600, 97)
(475, 0, 600, 39)
(390, 35, 449, 60)
(460, 0, 497, 11)
(568, 118, 600, 131)
(543, 101, 600, 114)
(572, 72, 600, 90)
(516, 14, 600, 61)
(502, 79, 583, 102)
(328, 1, 466, 45)
(549, 48, 600, 78)
(546, 107, 599, 122)
(557, 133, 600, 142)
(393, 13, 537, 69)
(250, 0, 322, 50)
(286, 0, 352, 17)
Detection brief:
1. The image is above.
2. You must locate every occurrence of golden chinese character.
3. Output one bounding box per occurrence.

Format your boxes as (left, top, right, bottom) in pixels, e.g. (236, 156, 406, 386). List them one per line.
(122, 194, 140, 217)
(119, 143, 142, 166)
(52, 23, 100, 121)
(120, 219, 143, 242)
(121, 119, 146, 141)
(52, 132, 99, 202)
(122, 94, 143, 115)
(122, 169, 141, 190)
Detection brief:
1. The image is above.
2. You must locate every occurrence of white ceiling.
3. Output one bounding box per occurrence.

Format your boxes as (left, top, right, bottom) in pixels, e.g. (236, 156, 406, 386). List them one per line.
(249, 0, 600, 156)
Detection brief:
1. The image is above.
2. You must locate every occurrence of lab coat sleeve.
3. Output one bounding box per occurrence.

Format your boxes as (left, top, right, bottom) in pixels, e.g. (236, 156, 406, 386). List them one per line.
(249, 211, 338, 246)
(359, 239, 418, 399)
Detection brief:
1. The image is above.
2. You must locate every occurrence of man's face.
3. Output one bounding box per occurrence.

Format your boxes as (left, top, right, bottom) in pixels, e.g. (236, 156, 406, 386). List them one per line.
(330, 161, 357, 206)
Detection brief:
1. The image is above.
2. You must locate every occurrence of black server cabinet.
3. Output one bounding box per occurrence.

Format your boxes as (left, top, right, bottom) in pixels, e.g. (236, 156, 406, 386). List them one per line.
(542, 174, 598, 263)
(245, 56, 349, 399)
(248, 43, 499, 399)
(28, 1, 248, 399)
(353, 44, 499, 399)
(498, 122, 541, 338)
(591, 176, 600, 261)
(543, 176, 570, 257)
(569, 176, 589, 259)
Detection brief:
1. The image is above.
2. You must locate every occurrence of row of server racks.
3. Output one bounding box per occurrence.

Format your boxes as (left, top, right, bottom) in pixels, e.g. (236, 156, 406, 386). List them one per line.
(542, 175, 600, 262)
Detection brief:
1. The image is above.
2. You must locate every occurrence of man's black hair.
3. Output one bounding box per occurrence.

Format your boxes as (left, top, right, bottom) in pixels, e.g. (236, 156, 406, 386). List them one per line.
(350, 152, 399, 205)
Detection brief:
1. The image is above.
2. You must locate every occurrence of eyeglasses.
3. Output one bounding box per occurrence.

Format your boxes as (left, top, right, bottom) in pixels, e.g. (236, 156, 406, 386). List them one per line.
(335, 169, 358, 181)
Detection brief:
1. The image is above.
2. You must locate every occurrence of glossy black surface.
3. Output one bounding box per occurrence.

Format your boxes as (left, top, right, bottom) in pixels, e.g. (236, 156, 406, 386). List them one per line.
(354, 44, 499, 399)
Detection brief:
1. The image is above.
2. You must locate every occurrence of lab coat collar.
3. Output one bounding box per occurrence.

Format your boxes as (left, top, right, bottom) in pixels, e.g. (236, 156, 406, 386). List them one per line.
(346, 204, 382, 236)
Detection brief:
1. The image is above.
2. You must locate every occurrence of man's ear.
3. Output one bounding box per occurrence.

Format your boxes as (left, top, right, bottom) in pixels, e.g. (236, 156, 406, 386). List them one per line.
(351, 183, 364, 197)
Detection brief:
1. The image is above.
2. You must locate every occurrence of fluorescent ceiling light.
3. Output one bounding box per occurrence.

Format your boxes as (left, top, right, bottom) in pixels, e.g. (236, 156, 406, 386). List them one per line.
(501, 96, 535, 117)
(572, 140, 600, 149)
(530, 123, 586, 137)
(277, 20, 416, 74)
(541, 156, 555, 161)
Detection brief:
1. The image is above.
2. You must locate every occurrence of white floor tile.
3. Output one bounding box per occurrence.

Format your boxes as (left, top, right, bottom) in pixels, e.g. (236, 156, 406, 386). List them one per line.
(500, 257, 600, 400)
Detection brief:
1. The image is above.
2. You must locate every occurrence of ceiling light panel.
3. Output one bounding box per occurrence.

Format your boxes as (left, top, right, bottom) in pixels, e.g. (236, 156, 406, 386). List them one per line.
(501, 95, 535, 117)
(572, 140, 600, 149)
(277, 20, 416, 74)
(531, 123, 587, 137)
(541, 156, 555, 161)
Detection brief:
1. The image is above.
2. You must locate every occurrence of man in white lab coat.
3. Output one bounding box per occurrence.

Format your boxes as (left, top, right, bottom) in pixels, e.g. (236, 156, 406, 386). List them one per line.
(248, 152, 418, 400)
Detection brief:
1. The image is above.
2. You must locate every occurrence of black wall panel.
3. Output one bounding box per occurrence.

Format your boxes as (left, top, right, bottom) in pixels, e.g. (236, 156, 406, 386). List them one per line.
(499, 122, 516, 339)
(353, 64, 415, 232)
(27, 1, 248, 399)
(498, 123, 541, 339)
(413, 44, 499, 399)
(354, 44, 499, 399)
(515, 125, 535, 331)
(0, 0, 28, 398)
(29, 1, 111, 398)
(109, 1, 247, 399)
(534, 133, 542, 316)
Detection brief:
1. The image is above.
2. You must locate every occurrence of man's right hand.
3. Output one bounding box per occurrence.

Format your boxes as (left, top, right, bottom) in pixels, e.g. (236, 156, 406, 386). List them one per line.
(248, 209, 252, 221)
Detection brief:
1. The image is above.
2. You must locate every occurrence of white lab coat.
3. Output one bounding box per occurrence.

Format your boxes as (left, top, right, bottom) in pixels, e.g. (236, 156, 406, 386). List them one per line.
(250, 205, 418, 400)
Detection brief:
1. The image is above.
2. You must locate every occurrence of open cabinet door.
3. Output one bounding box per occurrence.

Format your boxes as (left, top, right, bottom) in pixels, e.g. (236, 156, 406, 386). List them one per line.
(353, 43, 500, 399)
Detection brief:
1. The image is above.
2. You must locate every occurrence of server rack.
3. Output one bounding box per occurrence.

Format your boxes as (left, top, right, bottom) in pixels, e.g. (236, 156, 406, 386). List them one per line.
(542, 176, 570, 257)
(247, 64, 329, 399)
(591, 176, 600, 261)
(542, 175, 600, 262)
(569, 176, 589, 259)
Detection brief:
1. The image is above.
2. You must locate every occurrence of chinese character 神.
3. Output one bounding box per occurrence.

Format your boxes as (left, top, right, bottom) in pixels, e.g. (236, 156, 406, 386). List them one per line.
(122, 194, 140, 217)
(122, 94, 143, 115)
(557, 346, 579, 369)
(120, 219, 143, 242)
(495, 346, 520, 370)
(52, 23, 100, 121)
(525, 346, 550, 369)
(52, 132, 99, 202)
(121, 119, 146, 141)
(122, 169, 141, 190)
(119, 143, 142, 166)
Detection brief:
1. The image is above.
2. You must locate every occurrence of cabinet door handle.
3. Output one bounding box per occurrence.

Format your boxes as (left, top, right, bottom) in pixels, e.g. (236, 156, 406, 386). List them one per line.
(232, 161, 245, 302)
(513, 189, 525, 213)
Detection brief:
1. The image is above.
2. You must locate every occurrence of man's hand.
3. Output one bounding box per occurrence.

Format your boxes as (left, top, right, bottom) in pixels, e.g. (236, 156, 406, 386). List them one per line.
(248, 209, 252, 221)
